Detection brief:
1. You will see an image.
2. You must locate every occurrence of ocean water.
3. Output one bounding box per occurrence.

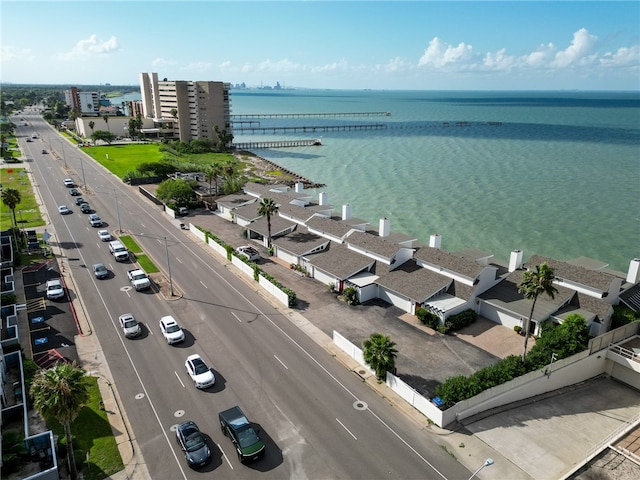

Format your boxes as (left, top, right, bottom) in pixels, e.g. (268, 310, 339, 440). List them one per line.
(230, 90, 640, 273)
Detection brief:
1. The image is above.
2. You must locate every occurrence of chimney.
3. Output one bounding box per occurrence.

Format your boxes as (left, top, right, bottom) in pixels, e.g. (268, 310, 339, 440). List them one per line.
(318, 192, 328, 206)
(342, 204, 352, 220)
(379, 217, 390, 237)
(509, 250, 524, 272)
(429, 234, 441, 249)
(295, 182, 304, 193)
(627, 258, 640, 284)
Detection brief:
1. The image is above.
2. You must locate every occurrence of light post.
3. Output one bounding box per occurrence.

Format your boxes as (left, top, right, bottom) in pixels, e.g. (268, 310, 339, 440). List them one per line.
(80, 155, 86, 190)
(139, 233, 174, 297)
(114, 190, 122, 233)
(468, 458, 494, 480)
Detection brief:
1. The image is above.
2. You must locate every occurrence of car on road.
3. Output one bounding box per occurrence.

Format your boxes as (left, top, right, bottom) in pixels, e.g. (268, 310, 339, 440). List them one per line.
(63, 178, 75, 187)
(41, 149, 47, 154)
(69, 188, 80, 196)
(58, 205, 71, 215)
(185, 354, 215, 389)
(219, 406, 265, 463)
(98, 229, 112, 242)
(88, 214, 102, 227)
(159, 315, 185, 344)
(45, 279, 65, 300)
(178, 206, 188, 216)
(236, 245, 260, 262)
(92, 263, 108, 279)
(118, 313, 142, 338)
(80, 202, 91, 213)
(74, 196, 85, 206)
(26, 138, 32, 142)
(175, 421, 211, 469)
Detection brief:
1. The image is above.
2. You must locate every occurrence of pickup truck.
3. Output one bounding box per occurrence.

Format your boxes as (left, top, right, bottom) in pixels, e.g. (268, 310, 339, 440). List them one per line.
(127, 268, 151, 291)
(219, 406, 265, 463)
(109, 240, 129, 262)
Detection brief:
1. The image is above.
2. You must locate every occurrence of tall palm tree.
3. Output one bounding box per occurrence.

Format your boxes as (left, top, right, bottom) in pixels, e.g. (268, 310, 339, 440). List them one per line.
(88, 120, 95, 135)
(102, 114, 110, 133)
(204, 164, 223, 195)
(257, 197, 279, 248)
(363, 333, 398, 380)
(30, 362, 89, 480)
(1, 187, 21, 227)
(518, 262, 558, 363)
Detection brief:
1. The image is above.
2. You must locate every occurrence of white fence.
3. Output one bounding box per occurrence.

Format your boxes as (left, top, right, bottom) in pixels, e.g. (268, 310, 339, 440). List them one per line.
(188, 225, 291, 308)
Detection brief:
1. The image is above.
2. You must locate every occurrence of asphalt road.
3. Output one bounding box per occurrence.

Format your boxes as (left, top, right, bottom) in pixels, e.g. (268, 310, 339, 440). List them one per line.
(20, 117, 473, 480)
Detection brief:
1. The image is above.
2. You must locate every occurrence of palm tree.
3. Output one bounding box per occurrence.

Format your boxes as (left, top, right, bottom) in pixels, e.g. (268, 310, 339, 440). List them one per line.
(204, 164, 223, 196)
(518, 262, 558, 363)
(363, 333, 398, 380)
(102, 114, 110, 133)
(30, 362, 89, 480)
(88, 120, 95, 135)
(1, 187, 21, 227)
(257, 197, 279, 248)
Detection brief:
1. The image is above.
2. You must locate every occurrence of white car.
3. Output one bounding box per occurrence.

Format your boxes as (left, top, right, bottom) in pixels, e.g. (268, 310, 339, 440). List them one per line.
(184, 354, 216, 389)
(119, 313, 142, 338)
(98, 230, 112, 242)
(45, 279, 65, 300)
(88, 214, 102, 227)
(236, 245, 260, 262)
(159, 316, 185, 344)
(63, 178, 75, 187)
(58, 205, 71, 215)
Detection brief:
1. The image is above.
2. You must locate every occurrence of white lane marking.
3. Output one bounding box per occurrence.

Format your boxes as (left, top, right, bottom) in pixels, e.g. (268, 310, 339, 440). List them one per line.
(218, 444, 233, 469)
(231, 312, 242, 323)
(336, 418, 357, 440)
(273, 355, 288, 370)
(146, 323, 153, 335)
(174, 371, 185, 388)
(175, 257, 183, 264)
(200, 280, 208, 288)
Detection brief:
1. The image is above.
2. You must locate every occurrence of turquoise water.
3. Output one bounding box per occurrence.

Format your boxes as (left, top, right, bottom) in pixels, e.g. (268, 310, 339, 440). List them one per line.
(230, 90, 640, 273)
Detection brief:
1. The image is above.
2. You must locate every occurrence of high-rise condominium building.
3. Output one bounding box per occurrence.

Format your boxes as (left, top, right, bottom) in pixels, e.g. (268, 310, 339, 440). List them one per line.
(139, 72, 231, 143)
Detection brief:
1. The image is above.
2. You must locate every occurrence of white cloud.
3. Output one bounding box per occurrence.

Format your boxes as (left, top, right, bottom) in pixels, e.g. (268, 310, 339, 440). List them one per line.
(256, 59, 300, 73)
(523, 43, 556, 68)
(313, 59, 349, 73)
(1, 45, 34, 63)
(181, 61, 213, 72)
(418, 37, 474, 69)
(379, 56, 411, 73)
(58, 34, 119, 60)
(482, 48, 516, 71)
(600, 45, 640, 67)
(152, 57, 175, 67)
(550, 28, 598, 68)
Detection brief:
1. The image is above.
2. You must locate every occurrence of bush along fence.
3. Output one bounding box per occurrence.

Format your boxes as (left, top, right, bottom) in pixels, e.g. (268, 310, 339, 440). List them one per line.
(192, 225, 297, 308)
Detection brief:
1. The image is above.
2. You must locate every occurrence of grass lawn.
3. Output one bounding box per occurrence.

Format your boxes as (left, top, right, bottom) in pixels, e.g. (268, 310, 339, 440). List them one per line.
(0, 167, 45, 231)
(48, 376, 124, 480)
(83, 144, 164, 178)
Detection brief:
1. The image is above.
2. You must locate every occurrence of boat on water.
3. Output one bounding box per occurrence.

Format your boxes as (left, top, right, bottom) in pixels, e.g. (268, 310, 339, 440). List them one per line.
(312, 138, 322, 146)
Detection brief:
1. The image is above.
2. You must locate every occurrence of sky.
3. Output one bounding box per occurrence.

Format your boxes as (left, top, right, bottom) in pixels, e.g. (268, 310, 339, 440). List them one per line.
(1, 1, 639, 90)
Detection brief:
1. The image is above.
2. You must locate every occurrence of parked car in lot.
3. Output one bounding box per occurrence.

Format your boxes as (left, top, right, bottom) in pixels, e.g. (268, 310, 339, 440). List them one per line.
(69, 188, 80, 196)
(185, 354, 215, 389)
(58, 205, 71, 215)
(92, 263, 108, 279)
(45, 279, 65, 300)
(80, 202, 91, 213)
(88, 214, 102, 227)
(118, 313, 142, 338)
(236, 245, 260, 262)
(219, 406, 265, 463)
(63, 178, 75, 187)
(175, 421, 211, 469)
(74, 196, 85, 206)
(98, 229, 112, 242)
(159, 315, 185, 344)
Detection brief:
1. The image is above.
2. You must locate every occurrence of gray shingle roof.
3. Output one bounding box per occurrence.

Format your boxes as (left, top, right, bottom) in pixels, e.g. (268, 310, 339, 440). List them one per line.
(346, 230, 404, 259)
(414, 246, 485, 280)
(376, 259, 452, 302)
(233, 202, 261, 222)
(274, 230, 329, 256)
(306, 215, 359, 240)
(526, 255, 616, 292)
(216, 193, 257, 209)
(306, 243, 375, 280)
(247, 215, 296, 238)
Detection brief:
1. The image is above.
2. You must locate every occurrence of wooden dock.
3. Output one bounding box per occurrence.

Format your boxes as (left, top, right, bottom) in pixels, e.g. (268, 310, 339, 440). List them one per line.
(233, 139, 322, 149)
(231, 111, 390, 119)
(233, 124, 386, 134)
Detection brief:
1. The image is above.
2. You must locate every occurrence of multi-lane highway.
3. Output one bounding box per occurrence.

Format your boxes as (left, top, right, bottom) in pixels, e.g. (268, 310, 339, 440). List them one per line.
(16, 113, 472, 479)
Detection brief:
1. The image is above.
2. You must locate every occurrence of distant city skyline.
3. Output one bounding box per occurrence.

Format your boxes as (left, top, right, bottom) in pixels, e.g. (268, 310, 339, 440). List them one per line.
(1, 1, 639, 90)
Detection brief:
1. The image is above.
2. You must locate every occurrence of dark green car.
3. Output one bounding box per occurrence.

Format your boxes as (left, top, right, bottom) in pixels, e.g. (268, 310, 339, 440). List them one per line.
(219, 406, 265, 463)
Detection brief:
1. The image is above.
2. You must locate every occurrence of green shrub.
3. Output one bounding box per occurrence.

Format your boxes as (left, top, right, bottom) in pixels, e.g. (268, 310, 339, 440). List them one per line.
(416, 308, 440, 329)
(1, 292, 17, 304)
(444, 309, 477, 331)
(342, 287, 359, 305)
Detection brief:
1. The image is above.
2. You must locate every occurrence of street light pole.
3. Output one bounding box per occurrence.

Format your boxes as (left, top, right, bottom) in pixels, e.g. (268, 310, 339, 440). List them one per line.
(80, 155, 86, 190)
(114, 190, 122, 233)
(164, 236, 174, 297)
(468, 458, 494, 480)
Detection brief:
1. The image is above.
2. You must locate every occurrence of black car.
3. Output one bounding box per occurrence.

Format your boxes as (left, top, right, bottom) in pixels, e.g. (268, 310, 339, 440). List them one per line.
(74, 197, 85, 206)
(80, 203, 91, 213)
(69, 188, 80, 196)
(219, 406, 265, 463)
(175, 421, 211, 469)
